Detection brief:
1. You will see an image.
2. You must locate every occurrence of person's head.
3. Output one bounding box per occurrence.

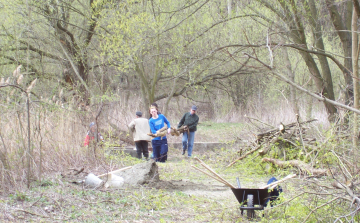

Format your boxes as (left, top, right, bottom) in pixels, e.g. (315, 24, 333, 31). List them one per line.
(190, 105, 197, 115)
(151, 103, 158, 108)
(150, 106, 158, 118)
(135, 111, 142, 118)
(89, 122, 96, 132)
(149, 103, 159, 117)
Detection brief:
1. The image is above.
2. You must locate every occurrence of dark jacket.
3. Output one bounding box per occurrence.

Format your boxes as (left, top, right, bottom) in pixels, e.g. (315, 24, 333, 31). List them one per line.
(178, 112, 199, 132)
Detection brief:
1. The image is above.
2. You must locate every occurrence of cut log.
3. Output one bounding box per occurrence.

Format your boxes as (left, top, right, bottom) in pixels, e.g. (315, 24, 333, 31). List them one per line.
(147, 131, 166, 138)
(156, 126, 168, 134)
(262, 158, 327, 176)
(170, 127, 180, 136)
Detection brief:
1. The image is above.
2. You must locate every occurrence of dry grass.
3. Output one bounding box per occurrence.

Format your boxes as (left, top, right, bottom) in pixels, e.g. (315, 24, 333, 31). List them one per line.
(3, 91, 354, 222)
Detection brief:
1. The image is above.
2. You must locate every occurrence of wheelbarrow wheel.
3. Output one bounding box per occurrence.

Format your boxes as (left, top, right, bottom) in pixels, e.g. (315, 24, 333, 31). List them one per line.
(247, 194, 255, 219)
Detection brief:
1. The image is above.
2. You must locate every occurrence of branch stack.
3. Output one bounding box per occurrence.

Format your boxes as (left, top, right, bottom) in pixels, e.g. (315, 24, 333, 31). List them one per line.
(228, 118, 318, 168)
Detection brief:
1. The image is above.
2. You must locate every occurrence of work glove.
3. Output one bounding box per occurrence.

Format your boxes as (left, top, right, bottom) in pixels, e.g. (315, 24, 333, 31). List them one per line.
(167, 128, 171, 134)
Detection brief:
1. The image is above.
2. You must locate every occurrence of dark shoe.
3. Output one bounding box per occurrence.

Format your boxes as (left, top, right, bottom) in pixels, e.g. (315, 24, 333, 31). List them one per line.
(182, 150, 186, 155)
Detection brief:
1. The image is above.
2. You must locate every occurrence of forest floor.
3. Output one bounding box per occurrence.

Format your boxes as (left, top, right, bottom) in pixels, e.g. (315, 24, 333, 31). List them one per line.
(0, 122, 298, 222)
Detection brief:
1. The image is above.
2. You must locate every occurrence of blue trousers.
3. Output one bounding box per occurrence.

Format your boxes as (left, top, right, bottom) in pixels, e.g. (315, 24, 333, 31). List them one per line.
(182, 131, 195, 157)
(151, 138, 168, 162)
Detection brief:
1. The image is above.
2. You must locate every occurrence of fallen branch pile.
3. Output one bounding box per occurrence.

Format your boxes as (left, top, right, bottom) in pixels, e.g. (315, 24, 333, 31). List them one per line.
(227, 117, 324, 175)
(262, 158, 327, 176)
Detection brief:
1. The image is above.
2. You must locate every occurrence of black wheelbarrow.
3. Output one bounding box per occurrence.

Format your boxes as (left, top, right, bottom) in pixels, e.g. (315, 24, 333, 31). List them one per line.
(231, 188, 269, 219)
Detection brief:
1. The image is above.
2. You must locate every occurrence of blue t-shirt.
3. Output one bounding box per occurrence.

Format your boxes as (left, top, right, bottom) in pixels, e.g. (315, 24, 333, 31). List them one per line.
(149, 114, 171, 140)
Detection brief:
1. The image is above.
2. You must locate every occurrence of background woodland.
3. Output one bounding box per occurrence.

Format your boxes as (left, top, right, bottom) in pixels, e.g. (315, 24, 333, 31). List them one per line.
(2, 0, 360, 221)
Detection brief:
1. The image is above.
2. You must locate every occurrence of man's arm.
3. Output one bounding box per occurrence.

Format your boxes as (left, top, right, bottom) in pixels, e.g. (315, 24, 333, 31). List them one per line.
(128, 120, 135, 131)
(177, 113, 186, 128)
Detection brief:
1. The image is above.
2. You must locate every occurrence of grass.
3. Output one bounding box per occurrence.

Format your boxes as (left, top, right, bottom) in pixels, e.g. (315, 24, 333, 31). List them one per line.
(0, 153, 248, 222)
(0, 121, 356, 222)
(0, 148, 292, 222)
(0, 122, 265, 222)
(196, 122, 246, 143)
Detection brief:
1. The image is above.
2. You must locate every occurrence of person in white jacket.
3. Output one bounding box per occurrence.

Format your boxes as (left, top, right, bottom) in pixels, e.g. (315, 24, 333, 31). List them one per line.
(129, 111, 151, 159)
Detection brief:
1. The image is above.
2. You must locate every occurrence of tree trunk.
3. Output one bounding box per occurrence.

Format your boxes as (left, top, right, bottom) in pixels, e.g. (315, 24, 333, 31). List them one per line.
(352, 6, 359, 147)
(271, 0, 338, 121)
(281, 47, 299, 115)
(306, 78, 313, 120)
(325, 0, 353, 105)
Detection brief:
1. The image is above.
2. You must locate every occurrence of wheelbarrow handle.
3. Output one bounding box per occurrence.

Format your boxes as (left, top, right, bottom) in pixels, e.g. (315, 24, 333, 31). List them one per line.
(236, 177, 241, 188)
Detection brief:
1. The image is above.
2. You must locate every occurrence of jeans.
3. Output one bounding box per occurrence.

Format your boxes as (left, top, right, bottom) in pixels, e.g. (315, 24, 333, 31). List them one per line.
(182, 131, 195, 157)
(151, 138, 168, 162)
(135, 141, 149, 159)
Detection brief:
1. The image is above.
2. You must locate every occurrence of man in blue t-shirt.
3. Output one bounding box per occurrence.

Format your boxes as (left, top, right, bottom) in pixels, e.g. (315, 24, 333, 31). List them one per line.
(149, 106, 171, 162)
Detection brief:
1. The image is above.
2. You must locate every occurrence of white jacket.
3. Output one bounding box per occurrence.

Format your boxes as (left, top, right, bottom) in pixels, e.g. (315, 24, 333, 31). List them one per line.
(129, 118, 151, 142)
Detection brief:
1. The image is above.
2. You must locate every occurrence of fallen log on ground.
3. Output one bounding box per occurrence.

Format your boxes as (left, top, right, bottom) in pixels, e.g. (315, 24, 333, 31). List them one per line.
(262, 158, 327, 176)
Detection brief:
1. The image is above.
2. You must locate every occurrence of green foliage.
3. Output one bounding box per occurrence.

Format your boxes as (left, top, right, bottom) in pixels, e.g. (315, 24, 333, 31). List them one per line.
(14, 191, 29, 202)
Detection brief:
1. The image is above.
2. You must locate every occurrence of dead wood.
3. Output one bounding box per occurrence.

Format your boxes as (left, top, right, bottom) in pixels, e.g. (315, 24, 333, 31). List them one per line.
(147, 131, 167, 138)
(259, 174, 296, 189)
(148, 125, 188, 138)
(245, 115, 275, 130)
(194, 158, 236, 188)
(170, 127, 180, 136)
(228, 118, 318, 168)
(258, 135, 281, 156)
(108, 123, 134, 145)
(257, 119, 317, 141)
(262, 158, 327, 176)
(157, 126, 168, 133)
(227, 144, 263, 167)
(170, 125, 187, 136)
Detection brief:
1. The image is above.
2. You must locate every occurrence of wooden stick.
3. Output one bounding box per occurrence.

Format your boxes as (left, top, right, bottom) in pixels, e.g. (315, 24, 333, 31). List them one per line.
(199, 163, 236, 188)
(260, 174, 296, 189)
(97, 166, 132, 178)
(227, 144, 263, 167)
(195, 158, 236, 188)
(191, 165, 230, 187)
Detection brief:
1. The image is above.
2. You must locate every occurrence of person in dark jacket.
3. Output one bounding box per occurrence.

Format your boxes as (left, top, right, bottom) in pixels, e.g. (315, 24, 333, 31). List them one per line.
(264, 177, 283, 207)
(177, 105, 199, 157)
